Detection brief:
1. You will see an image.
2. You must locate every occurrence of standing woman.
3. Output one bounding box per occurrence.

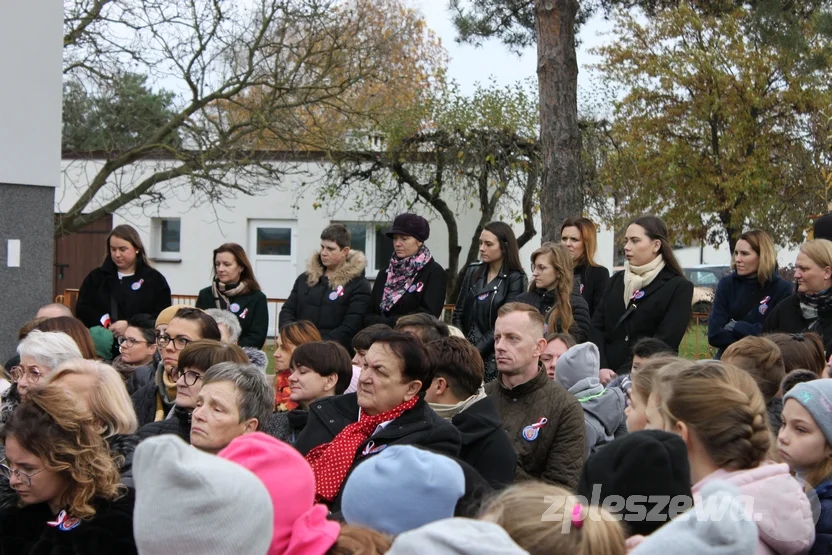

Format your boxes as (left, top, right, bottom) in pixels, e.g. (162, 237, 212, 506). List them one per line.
(365, 213, 447, 327)
(515, 242, 592, 342)
(708, 229, 793, 358)
(0, 386, 137, 554)
(590, 215, 693, 378)
(196, 243, 268, 349)
(561, 217, 610, 316)
(453, 221, 527, 381)
(76, 224, 172, 340)
(765, 239, 832, 356)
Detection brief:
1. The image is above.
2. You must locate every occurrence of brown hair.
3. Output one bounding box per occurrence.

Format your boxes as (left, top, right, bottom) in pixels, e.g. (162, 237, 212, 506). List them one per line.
(35, 317, 98, 360)
(424, 337, 484, 399)
(734, 230, 778, 286)
(498, 302, 547, 337)
(351, 324, 392, 351)
(528, 242, 575, 332)
(480, 482, 626, 555)
(395, 313, 450, 343)
(321, 224, 352, 249)
(177, 340, 249, 372)
(212, 243, 261, 292)
(279, 321, 323, 349)
(765, 333, 826, 376)
(18, 317, 48, 341)
(561, 217, 601, 267)
(327, 524, 392, 555)
(546, 332, 576, 348)
(629, 215, 685, 277)
(290, 341, 354, 395)
(171, 307, 222, 342)
(722, 336, 786, 400)
(107, 224, 150, 268)
(630, 356, 684, 405)
(1, 385, 123, 519)
(657, 362, 771, 471)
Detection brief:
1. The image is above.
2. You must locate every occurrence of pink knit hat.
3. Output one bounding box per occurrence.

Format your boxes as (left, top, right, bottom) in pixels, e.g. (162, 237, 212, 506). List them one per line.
(218, 433, 340, 555)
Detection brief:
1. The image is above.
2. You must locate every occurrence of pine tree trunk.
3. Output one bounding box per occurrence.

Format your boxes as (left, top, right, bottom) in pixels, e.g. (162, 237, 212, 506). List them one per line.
(536, 0, 583, 241)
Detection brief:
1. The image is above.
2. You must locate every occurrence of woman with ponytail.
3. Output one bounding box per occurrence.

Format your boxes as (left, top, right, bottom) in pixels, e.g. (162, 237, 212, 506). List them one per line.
(590, 215, 693, 379)
(649, 361, 815, 554)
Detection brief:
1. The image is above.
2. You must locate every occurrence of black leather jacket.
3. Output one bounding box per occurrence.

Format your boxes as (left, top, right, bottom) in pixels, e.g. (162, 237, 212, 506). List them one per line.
(453, 263, 528, 358)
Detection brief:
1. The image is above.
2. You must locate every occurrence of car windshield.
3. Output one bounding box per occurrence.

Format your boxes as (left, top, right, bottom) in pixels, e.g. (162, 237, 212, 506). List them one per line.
(684, 267, 730, 287)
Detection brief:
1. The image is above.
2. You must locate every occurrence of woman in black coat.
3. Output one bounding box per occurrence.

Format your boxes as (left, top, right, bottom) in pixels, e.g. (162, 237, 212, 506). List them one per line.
(76, 224, 171, 342)
(279, 224, 371, 351)
(195, 243, 268, 349)
(590, 215, 693, 378)
(561, 217, 610, 317)
(365, 213, 447, 327)
(515, 242, 592, 343)
(708, 229, 794, 358)
(764, 239, 832, 357)
(453, 221, 528, 382)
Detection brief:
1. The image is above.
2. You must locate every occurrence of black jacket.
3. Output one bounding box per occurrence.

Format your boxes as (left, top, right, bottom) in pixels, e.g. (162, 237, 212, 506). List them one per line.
(76, 257, 171, 328)
(136, 405, 191, 443)
(196, 287, 269, 349)
(514, 287, 592, 343)
(262, 408, 309, 444)
(453, 264, 528, 359)
(279, 251, 371, 350)
(590, 267, 693, 374)
(130, 363, 175, 427)
(708, 272, 793, 356)
(365, 259, 447, 327)
(449, 396, 516, 489)
(107, 434, 139, 489)
(764, 293, 832, 357)
(0, 491, 137, 555)
(574, 263, 610, 318)
(294, 393, 461, 511)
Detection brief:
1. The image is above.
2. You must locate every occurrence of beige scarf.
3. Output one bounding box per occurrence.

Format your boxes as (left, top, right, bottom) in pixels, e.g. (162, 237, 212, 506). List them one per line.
(623, 254, 665, 306)
(429, 386, 487, 421)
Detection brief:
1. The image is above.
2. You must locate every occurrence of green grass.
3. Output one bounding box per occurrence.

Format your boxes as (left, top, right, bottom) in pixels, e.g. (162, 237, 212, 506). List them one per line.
(264, 344, 276, 375)
(681, 322, 715, 360)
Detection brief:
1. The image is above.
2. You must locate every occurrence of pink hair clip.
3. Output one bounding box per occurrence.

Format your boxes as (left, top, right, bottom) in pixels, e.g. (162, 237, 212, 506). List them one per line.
(571, 503, 584, 529)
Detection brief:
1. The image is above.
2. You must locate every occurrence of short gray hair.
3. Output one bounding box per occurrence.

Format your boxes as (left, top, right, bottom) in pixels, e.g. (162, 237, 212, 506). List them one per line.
(202, 362, 273, 429)
(17, 330, 83, 372)
(204, 309, 242, 344)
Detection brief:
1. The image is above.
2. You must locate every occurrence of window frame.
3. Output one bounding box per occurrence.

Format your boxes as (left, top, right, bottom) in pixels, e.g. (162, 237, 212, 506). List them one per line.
(334, 221, 393, 278)
(150, 217, 182, 262)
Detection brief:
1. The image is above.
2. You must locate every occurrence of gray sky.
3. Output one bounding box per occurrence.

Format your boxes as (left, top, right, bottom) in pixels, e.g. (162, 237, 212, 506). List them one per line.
(416, 2, 616, 110)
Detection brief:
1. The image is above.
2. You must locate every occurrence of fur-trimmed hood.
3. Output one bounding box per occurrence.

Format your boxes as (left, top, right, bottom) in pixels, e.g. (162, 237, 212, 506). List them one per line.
(305, 249, 367, 289)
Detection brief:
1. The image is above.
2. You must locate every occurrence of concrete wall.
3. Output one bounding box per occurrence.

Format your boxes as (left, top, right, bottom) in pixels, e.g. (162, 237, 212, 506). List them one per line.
(0, 0, 63, 356)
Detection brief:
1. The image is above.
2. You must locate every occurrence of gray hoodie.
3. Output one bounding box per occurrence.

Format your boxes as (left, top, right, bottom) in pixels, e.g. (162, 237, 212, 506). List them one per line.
(387, 518, 529, 555)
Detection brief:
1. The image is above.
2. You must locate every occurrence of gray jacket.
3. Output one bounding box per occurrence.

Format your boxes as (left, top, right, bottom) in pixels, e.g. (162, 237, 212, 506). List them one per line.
(569, 378, 627, 457)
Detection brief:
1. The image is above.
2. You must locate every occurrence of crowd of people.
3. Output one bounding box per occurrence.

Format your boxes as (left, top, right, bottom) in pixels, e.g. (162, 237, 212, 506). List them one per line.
(3, 211, 832, 554)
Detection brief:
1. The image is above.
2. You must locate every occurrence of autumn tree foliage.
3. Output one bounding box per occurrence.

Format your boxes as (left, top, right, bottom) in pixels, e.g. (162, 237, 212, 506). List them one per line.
(592, 3, 832, 251)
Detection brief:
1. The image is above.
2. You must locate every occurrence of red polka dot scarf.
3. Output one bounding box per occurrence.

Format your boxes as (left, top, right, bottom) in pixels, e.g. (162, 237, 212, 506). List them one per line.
(305, 395, 419, 502)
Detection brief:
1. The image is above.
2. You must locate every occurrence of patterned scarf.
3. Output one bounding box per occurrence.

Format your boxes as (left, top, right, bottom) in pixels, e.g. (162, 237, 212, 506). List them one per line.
(210, 279, 249, 309)
(305, 395, 419, 502)
(380, 246, 432, 313)
(274, 369, 298, 412)
(799, 288, 832, 322)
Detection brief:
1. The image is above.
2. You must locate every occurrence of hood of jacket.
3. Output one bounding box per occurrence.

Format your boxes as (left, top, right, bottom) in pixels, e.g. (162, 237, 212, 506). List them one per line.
(693, 462, 816, 555)
(305, 250, 367, 289)
(0, 382, 21, 426)
(580, 387, 626, 436)
(154, 361, 176, 406)
(451, 396, 502, 446)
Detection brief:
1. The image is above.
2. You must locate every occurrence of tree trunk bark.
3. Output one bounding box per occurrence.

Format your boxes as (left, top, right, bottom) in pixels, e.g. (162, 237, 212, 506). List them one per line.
(536, 0, 582, 241)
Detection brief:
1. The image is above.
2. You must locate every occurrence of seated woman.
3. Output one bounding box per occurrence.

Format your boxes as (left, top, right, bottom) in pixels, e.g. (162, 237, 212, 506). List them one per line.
(34, 317, 98, 360)
(273, 321, 322, 412)
(110, 314, 158, 395)
(0, 386, 137, 554)
(263, 341, 353, 444)
(137, 340, 249, 442)
(45, 360, 140, 488)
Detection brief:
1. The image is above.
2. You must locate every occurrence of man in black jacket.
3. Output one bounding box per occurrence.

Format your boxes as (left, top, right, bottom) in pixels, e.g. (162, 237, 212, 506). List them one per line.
(423, 337, 516, 488)
(294, 331, 461, 511)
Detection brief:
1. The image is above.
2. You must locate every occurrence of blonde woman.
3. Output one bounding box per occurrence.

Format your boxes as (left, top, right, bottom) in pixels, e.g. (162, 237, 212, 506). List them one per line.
(709, 229, 792, 357)
(515, 242, 591, 342)
(46, 360, 139, 488)
(0, 385, 137, 554)
(765, 239, 832, 357)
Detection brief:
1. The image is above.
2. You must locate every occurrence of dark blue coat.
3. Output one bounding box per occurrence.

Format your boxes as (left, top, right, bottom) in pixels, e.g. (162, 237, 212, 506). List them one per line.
(812, 479, 832, 555)
(708, 272, 793, 356)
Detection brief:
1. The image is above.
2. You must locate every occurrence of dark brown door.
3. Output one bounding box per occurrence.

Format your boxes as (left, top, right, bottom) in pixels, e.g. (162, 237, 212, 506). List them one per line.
(53, 215, 113, 310)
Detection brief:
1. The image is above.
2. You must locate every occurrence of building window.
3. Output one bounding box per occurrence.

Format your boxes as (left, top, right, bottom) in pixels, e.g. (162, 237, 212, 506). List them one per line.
(339, 222, 394, 276)
(151, 217, 181, 261)
(160, 219, 181, 253)
(256, 227, 292, 256)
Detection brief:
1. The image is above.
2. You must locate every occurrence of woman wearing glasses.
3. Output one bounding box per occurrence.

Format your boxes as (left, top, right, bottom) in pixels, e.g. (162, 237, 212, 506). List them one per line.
(110, 314, 158, 395)
(137, 340, 248, 443)
(515, 242, 592, 342)
(129, 308, 222, 427)
(0, 385, 137, 554)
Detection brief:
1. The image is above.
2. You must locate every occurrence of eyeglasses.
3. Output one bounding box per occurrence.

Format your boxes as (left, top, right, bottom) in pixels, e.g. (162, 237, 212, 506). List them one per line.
(10, 365, 43, 384)
(156, 334, 191, 351)
(0, 461, 44, 487)
(531, 264, 552, 273)
(118, 336, 151, 348)
(170, 368, 202, 386)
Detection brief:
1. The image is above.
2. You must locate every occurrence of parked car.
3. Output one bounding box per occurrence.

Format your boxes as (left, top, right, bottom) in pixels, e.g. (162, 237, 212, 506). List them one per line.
(683, 265, 731, 314)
